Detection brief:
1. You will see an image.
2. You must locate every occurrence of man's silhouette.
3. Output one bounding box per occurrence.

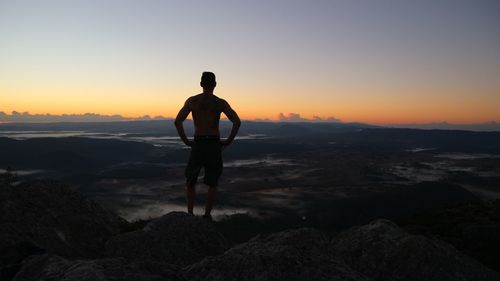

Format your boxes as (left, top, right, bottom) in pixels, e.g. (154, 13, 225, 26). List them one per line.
(175, 72, 241, 219)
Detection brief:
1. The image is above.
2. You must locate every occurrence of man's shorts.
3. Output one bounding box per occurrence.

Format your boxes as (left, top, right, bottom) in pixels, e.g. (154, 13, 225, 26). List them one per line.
(185, 136, 223, 187)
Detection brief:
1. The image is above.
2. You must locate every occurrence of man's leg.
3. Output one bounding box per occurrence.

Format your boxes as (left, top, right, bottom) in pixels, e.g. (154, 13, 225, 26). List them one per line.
(204, 186, 217, 217)
(185, 142, 201, 215)
(186, 184, 195, 214)
(203, 140, 222, 219)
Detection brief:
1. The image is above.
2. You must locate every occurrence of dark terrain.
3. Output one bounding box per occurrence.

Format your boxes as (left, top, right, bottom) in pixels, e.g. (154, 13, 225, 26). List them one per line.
(1, 121, 499, 222)
(1, 120, 500, 279)
(1, 178, 500, 281)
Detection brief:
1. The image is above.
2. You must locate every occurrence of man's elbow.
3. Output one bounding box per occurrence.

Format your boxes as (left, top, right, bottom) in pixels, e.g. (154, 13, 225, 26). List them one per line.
(233, 119, 241, 127)
(174, 119, 182, 127)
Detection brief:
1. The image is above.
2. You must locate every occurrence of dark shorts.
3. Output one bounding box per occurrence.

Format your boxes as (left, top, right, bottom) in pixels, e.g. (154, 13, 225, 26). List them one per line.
(185, 137, 223, 187)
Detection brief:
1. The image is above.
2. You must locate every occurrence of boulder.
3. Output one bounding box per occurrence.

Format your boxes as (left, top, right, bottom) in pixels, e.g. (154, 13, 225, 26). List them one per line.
(401, 200, 500, 272)
(0, 180, 126, 259)
(184, 228, 371, 281)
(331, 219, 500, 281)
(0, 239, 45, 281)
(12, 254, 182, 281)
(106, 212, 228, 266)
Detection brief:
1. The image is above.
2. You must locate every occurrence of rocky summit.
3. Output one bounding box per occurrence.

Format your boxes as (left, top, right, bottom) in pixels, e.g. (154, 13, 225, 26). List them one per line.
(331, 219, 500, 281)
(12, 254, 182, 281)
(183, 228, 371, 281)
(105, 212, 229, 266)
(2, 180, 500, 281)
(0, 180, 126, 281)
(0, 180, 125, 258)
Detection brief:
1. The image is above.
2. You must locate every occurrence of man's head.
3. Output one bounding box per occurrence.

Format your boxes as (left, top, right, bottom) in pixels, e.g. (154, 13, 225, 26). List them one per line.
(200, 72, 217, 89)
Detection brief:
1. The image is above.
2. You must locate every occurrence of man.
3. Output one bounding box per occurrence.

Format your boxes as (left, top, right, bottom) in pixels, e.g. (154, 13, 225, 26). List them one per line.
(174, 72, 241, 219)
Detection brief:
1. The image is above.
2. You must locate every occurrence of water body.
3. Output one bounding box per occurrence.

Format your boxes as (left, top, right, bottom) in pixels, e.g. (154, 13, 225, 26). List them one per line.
(0, 169, 46, 176)
(0, 130, 269, 148)
(225, 157, 297, 168)
(118, 202, 251, 222)
(435, 153, 500, 160)
(406, 147, 436, 153)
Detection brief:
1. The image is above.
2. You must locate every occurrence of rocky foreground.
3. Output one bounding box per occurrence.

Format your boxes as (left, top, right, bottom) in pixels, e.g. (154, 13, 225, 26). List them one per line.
(1, 179, 500, 281)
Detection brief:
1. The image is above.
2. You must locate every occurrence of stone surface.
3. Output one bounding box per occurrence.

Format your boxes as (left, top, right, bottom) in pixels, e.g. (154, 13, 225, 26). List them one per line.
(3, 179, 500, 281)
(401, 200, 500, 272)
(184, 228, 371, 281)
(0, 179, 126, 259)
(0, 239, 45, 281)
(12, 254, 182, 281)
(106, 212, 229, 266)
(331, 219, 500, 281)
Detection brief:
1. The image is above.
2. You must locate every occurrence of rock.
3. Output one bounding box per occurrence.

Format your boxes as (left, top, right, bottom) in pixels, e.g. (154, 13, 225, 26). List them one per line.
(184, 228, 371, 281)
(106, 212, 229, 266)
(12, 254, 182, 281)
(401, 200, 500, 272)
(0, 180, 126, 259)
(331, 219, 500, 281)
(0, 239, 45, 281)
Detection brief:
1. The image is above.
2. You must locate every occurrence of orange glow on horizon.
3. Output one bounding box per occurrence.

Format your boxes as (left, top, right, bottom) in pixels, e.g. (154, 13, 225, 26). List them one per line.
(0, 107, 498, 125)
(1, 83, 499, 125)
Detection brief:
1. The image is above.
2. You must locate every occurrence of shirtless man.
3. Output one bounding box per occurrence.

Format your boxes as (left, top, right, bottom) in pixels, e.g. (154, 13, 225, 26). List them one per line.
(174, 72, 241, 219)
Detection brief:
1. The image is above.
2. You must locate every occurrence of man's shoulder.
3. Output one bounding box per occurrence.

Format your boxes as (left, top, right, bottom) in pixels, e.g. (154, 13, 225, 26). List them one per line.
(189, 93, 203, 100)
(191, 94, 226, 102)
(213, 95, 228, 105)
(215, 95, 228, 103)
(186, 94, 203, 105)
(188, 94, 228, 110)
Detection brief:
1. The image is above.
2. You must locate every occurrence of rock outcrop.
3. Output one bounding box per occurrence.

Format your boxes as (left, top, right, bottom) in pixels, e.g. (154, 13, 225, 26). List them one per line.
(401, 200, 500, 272)
(184, 228, 371, 281)
(12, 254, 182, 281)
(106, 212, 229, 266)
(3, 179, 500, 281)
(0, 180, 125, 259)
(331, 219, 500, 281)
(0, 240, 45, 281)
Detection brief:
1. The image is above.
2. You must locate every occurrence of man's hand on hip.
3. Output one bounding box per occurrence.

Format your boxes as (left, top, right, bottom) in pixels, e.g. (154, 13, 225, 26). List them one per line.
(185, 140, 195, 147)
(220, 139, 232, 148)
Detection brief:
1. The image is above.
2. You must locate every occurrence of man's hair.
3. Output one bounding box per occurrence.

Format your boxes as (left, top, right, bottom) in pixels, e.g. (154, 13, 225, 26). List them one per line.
(201, 72, 216, 88)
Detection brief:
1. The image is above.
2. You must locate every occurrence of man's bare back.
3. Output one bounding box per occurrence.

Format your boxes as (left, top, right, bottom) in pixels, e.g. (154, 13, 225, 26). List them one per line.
(184, 93, 238, 137)
(175, 93, 240, 146)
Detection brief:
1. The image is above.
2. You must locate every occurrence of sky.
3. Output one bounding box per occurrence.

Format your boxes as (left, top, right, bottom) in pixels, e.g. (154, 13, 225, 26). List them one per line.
(1, 0, 499, 124)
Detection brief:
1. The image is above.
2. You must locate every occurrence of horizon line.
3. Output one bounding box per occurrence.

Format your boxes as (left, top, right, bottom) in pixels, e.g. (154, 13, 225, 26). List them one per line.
(0, 110, 498, 126)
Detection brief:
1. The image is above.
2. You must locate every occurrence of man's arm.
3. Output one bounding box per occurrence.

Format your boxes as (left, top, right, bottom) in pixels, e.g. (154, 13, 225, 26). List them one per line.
(221, 100, 241, 146)
(174, 99, 194, 146)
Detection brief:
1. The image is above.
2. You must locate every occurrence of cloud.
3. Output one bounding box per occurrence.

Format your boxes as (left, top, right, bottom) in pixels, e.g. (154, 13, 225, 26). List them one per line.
(278, 113, 306, 122)
(0, 110, 342, 123)
(312, 115, 341, 122)
(278, 113, 341, 122)
(0, 111, 171, 123)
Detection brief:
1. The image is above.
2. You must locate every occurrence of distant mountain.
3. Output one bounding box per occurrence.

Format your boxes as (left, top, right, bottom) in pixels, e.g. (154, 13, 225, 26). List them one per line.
(1, 120, 499, 136)
(0, 137, 154, 170)
(339, 128, 500, 152)
(0, 120, 376, 136)
(388, 121, 500, 132)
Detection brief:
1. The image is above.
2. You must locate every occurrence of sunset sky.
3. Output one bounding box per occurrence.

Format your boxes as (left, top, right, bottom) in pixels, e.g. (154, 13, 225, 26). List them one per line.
(1, 0, 499, 124)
